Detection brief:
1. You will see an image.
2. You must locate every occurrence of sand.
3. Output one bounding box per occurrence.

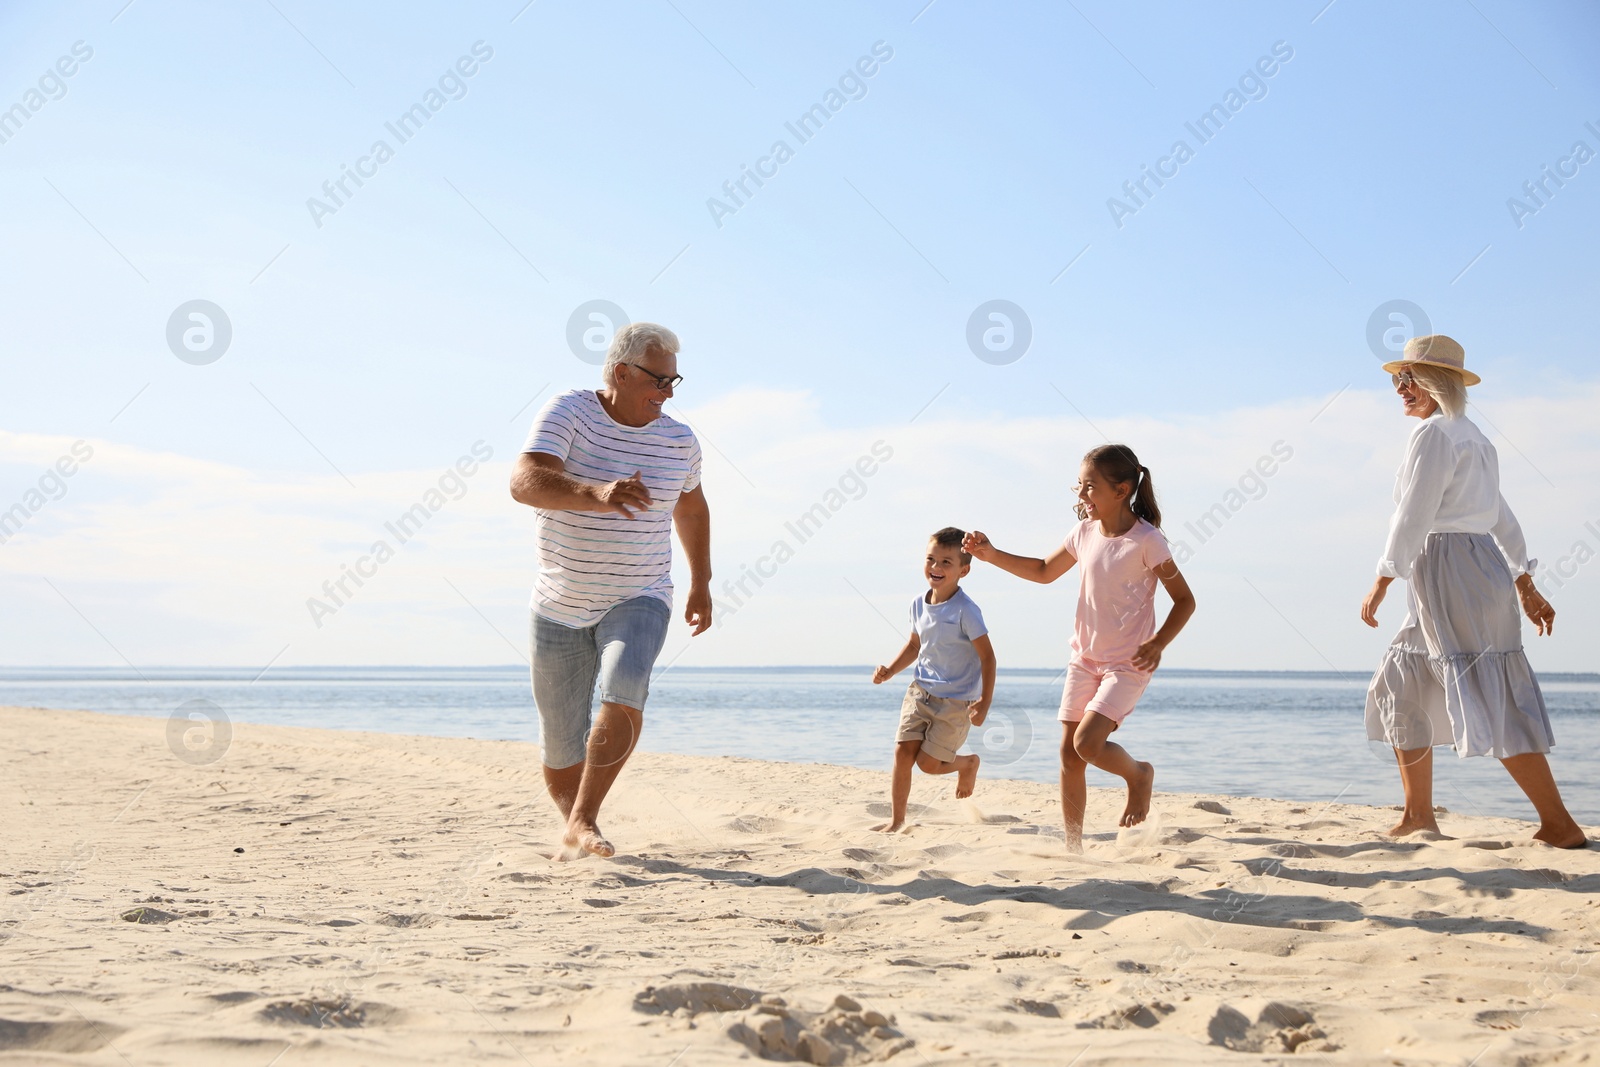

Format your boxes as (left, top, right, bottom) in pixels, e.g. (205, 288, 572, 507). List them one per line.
(2, 705, 1597, 1065)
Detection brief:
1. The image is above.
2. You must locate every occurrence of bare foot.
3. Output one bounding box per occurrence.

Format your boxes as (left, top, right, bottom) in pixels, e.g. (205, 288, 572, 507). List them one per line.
(870, 820, 905, 833)
(1386, 814, 1441, 837)
(562, 818, 615, 859)
(1063, 832, 1083, 855)
(955, 754, 980, 800)
(1119, 762, 1154, 827)
(1533, 822, 1589, 849)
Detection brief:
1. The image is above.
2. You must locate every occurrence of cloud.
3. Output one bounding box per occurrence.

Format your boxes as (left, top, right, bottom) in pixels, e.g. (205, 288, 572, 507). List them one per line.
(4, 384, 1598, 672)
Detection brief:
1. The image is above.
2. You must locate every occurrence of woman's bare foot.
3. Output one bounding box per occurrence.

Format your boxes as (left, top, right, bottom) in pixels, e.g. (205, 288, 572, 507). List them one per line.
(870, 820, 905, 833)
(1119, 762, 1154, 827)
(1386, 812, 1441, 837)
(1533, 820, 1589, 849)
(955, 754, 980, 799)
(561, 818, 615, 859)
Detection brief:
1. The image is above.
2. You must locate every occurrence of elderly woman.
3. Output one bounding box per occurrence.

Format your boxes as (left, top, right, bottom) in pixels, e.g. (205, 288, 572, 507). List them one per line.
(1361, 335, 1585, 848)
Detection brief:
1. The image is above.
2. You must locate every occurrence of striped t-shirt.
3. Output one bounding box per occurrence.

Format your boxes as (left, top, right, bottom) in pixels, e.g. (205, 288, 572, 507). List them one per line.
(522, 389, 702, 627)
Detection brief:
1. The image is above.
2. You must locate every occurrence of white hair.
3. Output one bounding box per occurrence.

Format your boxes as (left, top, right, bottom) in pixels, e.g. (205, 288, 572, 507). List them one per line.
(602, 322, 679, 387)
(1410, 363, 1467, 418)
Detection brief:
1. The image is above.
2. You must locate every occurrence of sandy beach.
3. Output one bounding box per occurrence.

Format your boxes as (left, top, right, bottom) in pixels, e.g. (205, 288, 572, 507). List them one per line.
(3, 705, 1597, 1065)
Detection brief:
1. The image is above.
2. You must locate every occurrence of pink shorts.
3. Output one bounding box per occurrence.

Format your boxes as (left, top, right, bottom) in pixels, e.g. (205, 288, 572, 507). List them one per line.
(1058, 660, 1151, 725)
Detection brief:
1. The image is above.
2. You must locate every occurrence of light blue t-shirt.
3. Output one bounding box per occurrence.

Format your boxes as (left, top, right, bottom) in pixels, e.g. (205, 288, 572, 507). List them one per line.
(911, 588, 988, 700)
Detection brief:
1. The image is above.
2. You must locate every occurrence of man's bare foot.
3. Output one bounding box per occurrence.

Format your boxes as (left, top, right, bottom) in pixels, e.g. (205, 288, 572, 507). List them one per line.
(955, 754, 980, 800)
(1119, 762, 1154, 827)
(871, 819, 906, 833)
(562, 818, 615, 859)
(1386, 813, 1441, 837)
(1533, 821, 1589, 849)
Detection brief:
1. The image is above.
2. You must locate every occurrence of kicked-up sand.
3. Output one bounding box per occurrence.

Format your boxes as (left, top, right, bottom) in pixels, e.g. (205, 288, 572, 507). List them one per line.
(2, 705, 1597, 1065)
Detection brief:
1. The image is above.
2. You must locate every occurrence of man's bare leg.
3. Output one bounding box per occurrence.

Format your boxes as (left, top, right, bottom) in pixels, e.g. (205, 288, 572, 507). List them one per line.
(543, 764, 582, 820)
(873, 741, 921, 832)
(1389, 746, 1440, 836)
(1502, 752, 1588, 849)
(1060, 726, 1088, 853)
(914, 750, 981, 799)
(1073, 714, 1152, 828)
(563, 702, 642, 858)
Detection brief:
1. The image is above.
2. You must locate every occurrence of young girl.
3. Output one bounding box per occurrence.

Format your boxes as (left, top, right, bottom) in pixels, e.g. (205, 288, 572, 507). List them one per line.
(964, 444, 1196, 852)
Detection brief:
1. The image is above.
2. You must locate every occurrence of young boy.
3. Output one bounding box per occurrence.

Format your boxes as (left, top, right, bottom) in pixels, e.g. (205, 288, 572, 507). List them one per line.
(870, 526, 997, 833)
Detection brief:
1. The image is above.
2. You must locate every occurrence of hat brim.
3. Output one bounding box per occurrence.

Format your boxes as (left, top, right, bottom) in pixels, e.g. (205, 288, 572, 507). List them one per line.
(1380, 358, 1481, 387)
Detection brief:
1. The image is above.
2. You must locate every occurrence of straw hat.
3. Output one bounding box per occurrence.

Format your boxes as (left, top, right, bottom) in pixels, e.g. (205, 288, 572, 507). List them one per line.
(1382, 334, 1481, 387)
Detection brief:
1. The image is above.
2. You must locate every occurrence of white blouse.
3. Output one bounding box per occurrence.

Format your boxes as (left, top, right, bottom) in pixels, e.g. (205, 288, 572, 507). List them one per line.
(1378, 412, 1533, 581)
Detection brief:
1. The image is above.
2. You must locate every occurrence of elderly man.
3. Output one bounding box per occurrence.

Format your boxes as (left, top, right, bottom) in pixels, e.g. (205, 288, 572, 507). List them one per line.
(510, 322, 711, 859)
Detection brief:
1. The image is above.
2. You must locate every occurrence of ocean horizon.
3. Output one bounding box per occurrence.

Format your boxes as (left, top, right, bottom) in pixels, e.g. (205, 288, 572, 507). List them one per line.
(4, 664, 1596, 827)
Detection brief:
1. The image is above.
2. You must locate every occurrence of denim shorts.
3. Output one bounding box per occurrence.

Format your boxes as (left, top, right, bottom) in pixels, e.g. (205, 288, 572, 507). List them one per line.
(531, 595, 671, 769)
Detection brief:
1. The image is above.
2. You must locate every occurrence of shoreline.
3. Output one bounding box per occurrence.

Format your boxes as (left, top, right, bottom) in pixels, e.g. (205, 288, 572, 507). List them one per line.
(5, 705, 1598, 1065)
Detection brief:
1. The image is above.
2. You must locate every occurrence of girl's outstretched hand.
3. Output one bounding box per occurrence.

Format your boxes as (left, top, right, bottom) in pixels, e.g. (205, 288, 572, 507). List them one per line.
(962, 530, 994, 562)
(1131, 638, 1164, 671)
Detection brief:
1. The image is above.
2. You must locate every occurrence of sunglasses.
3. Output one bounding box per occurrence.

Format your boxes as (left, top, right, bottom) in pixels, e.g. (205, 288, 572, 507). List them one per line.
(628, 364, 684, 391)
(1391, 370, 1418, 388)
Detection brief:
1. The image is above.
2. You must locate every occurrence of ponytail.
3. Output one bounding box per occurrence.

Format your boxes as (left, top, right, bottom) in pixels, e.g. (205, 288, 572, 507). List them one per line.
(1079, 444, 1162, 528)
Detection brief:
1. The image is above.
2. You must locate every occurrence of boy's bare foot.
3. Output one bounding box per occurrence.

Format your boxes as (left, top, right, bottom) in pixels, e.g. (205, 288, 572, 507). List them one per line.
(1119, 762, 1154, 827)
(561, 818, 615, 859)
(871, 820, 905, 833)
(1386, 813, 1441, 838)
(955, 754, 980, 799)
(1533, 821, 1589, 849)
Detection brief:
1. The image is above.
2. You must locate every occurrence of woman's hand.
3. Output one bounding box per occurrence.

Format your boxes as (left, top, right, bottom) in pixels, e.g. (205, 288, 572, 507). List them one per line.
(962, 530, 994, 562)
(1360, 576, 1393, 628)
(1516, 576, 1556, 636)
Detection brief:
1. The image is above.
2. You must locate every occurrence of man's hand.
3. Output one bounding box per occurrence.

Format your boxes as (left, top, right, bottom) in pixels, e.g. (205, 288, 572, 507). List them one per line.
(1131, 638, 1165, 672)
(1360, 576, 1392, 628)
(962, 530, 994, 562)
(967, 698, 990, 726)
(593, 471, 652, 517)
(684, 581, 712, 636)
(872, 665, 893, 684)
(1516, 575, 1555, 636)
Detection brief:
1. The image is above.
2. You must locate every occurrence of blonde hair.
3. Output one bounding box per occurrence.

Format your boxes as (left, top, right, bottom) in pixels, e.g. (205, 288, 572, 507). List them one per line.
(602, 322, 679, 386)
(1409, 363, 1467, 418)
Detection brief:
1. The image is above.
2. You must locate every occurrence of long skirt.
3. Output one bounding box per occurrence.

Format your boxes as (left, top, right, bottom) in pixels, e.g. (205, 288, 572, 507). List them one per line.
(1365, 532, 1554, 759)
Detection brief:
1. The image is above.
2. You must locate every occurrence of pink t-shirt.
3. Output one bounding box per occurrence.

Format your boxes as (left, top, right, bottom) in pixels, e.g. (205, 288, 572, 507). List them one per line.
(1062, 518, 1172, 669)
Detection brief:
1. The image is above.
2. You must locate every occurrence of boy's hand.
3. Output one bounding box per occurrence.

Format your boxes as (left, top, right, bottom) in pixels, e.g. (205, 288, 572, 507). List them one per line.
(872, 665, 892, 684)
(962, 530, 994, 562)
(967, 698, 990, 726)
(1131, 638, 1164, 672)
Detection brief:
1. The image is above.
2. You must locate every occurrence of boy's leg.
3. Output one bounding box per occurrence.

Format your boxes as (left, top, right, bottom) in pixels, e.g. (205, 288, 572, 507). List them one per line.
(1059, 723, 1088, 852)
(874, 740, 922, 832)
(914, 750, 981, 799)
(915, 696, 979, 798)
(1073, 713, 1153, 827)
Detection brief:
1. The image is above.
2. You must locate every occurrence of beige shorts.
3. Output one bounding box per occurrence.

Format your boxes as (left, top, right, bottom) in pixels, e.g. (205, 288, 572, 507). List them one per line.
(897, 682, 973, 762)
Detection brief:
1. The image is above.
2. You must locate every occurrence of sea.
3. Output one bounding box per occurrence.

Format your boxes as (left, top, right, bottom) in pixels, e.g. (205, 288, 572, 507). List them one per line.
(3, 666, 1596, 826)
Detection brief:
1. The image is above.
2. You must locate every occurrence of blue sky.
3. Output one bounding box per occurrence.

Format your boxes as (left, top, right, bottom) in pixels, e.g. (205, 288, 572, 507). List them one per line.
(2, 0, 1598, 671)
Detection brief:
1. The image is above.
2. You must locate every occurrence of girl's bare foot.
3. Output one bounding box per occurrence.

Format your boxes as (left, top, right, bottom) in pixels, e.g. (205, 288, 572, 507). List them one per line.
(1533, 821, 1588, 849)
(955, 754, 980, 799)
(1119, 762, 1154, 827)
(1386, 813, 1440, 837)
(871, 820, 905, 833)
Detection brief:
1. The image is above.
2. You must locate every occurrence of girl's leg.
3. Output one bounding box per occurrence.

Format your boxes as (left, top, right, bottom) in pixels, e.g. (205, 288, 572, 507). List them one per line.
(1390, 747, 1439, 837)
(1501, 753, 1588, 848)
(874, 740, 922, 833)
(1073, 713, 1154, 827)
(1059, 724, 1088, 852)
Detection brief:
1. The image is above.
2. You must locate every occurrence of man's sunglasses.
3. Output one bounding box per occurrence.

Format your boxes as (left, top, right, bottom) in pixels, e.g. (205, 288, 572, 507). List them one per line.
(628, 364, 684, 391)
